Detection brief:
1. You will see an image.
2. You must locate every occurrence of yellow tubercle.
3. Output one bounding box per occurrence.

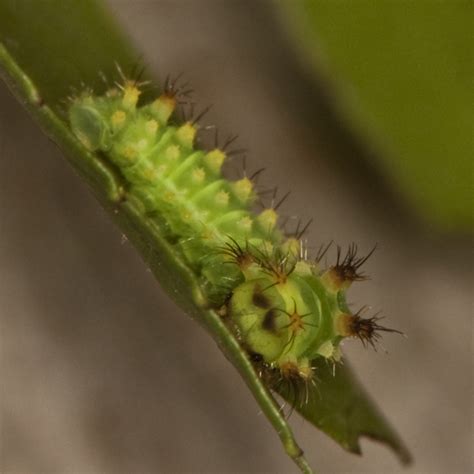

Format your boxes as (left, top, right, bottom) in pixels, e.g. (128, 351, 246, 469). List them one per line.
(145, 119, 159, 135)
(151, 95, 176, 124)
(136, 139, 148, 151)
(231, 177, 253, 204)
(287, 311, 306, 335)
(335, 313, 353, 337)
(203, 149, 226, 174)
(164, 191, 176, 203)
(165, 145, 180, 161)
(111, 110, 126, 128)
(192, 167, 206, 184)
(316, 340, 334, 359)
(142, 167, 159, 183)
(122, 83, 141, 109)
(297, 364, 314, 380)
(180, 209, 193, 222)
(321, 268, 352, 293)
(237, 216, 253, 232)
(293, 260, 312, 276)
(259, 240, 274, 255)
(332, 347, 342, 362)
(279, 357, 313, 381)
(123, 146, 138, 163)
(215, 190, 230, 207)
(257, 208, 278, 232)
(176, 122, 196, 148)
(281, 238, 300, 259)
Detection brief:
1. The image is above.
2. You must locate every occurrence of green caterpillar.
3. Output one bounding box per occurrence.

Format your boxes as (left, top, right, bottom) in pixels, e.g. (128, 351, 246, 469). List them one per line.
(68, 76, 399, 400)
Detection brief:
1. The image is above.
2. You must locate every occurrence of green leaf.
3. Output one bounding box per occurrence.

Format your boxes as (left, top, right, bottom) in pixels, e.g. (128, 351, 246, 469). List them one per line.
(0, 0, 140, 110)
(0, 2, 411, 472)
(282, 0, 473, 232)
(276, 358, 411, 464)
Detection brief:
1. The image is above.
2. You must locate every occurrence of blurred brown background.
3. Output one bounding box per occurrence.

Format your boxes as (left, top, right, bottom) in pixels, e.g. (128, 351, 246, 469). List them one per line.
(1, 1, 472, 473)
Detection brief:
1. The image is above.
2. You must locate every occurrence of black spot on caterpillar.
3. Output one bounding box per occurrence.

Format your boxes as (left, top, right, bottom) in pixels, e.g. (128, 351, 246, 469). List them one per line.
(252, 286, 271, 309)
(68, 71, 401, 403)
(262, 308, 279, 333)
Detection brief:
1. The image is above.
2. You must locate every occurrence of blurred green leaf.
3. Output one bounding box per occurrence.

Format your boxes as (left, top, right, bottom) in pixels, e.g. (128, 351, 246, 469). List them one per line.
(283, 1, 473, 231)
(0, 0, 139, 110)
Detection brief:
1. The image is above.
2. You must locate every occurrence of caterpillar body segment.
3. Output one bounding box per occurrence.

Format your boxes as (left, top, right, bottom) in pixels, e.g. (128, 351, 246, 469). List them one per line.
(68, 79, 397, 396)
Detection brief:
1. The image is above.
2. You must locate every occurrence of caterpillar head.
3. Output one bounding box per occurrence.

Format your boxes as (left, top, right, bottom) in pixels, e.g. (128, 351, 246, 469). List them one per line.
(69, 81, 140, 151)
(69, 102, 112, 151)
